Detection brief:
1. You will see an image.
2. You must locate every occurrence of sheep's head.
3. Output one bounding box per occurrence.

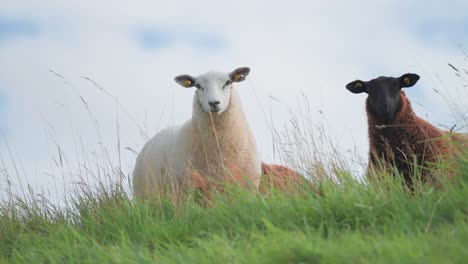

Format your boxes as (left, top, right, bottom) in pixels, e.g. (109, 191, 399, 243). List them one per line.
(174, 67, 250, 114)
(346, 73, 420, 122)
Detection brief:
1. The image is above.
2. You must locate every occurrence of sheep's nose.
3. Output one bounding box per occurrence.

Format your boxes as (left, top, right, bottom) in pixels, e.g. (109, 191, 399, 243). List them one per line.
(383, 104, 393, 113)
(209, 101, 220, 107)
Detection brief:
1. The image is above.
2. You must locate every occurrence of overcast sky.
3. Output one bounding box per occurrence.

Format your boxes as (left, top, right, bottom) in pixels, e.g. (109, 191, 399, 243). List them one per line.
(1, 1, 467, 200)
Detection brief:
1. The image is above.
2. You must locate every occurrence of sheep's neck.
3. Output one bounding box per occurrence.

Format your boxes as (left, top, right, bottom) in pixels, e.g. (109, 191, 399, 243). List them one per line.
(189, 90, 255, 181)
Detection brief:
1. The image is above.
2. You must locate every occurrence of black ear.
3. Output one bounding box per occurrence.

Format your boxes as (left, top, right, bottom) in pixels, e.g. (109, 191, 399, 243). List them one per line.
(399, 73, 420, 88)
(229, 67, 250, 82)
(346, 80, 367, 94)
(174, 75, 196, 88)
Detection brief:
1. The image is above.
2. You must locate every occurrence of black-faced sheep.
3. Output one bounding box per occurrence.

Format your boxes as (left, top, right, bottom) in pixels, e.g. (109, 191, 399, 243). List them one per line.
(346, 73, 466, 188)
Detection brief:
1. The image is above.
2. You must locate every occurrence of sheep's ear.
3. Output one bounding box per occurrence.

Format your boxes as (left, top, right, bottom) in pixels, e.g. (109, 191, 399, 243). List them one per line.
(399, 73, 420, 88)
(174, 75, 196, 88)
(346, 80, 367, 94)
(230, 67, 250, 82)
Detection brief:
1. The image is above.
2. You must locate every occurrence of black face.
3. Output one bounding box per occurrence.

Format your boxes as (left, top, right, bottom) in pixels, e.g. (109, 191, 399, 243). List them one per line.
(346, 73, 420, 123)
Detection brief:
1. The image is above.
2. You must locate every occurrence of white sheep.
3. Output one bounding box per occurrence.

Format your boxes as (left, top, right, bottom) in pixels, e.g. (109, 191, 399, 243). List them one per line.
(133, 67, 261, 199)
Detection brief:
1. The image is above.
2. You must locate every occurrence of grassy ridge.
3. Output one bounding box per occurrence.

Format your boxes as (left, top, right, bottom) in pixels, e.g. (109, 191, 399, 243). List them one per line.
(1, 154, 467, 263)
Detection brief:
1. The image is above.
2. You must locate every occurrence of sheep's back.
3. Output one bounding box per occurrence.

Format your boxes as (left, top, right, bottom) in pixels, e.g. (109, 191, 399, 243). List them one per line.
(133, 121, 191, 198)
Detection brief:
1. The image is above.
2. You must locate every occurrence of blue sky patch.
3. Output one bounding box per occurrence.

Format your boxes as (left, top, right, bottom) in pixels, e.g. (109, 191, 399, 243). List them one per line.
(135, 28, 225, 51)
(189, 33, 225, 50)
(0, 18, 39, 42)
(412, 17, 468, 48)
(136, 29, 175, 50)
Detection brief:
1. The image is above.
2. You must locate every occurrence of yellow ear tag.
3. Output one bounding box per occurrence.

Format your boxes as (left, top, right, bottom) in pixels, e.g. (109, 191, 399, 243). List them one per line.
(183, 80, 192, 87)
(355, 82, 363, 88)
(404, 77, 410, 85)
(234, 74, 241, 82)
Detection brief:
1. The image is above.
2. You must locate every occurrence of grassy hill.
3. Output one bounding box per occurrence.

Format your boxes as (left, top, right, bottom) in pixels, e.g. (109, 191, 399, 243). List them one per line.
(1, 151, 467, 263)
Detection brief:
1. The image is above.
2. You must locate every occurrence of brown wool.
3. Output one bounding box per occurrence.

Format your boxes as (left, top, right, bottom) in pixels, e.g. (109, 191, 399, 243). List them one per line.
(366, 91, 463, 185)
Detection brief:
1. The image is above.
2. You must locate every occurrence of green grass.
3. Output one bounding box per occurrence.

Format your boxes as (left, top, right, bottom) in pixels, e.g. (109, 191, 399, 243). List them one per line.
(1, 154, 467, 264)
